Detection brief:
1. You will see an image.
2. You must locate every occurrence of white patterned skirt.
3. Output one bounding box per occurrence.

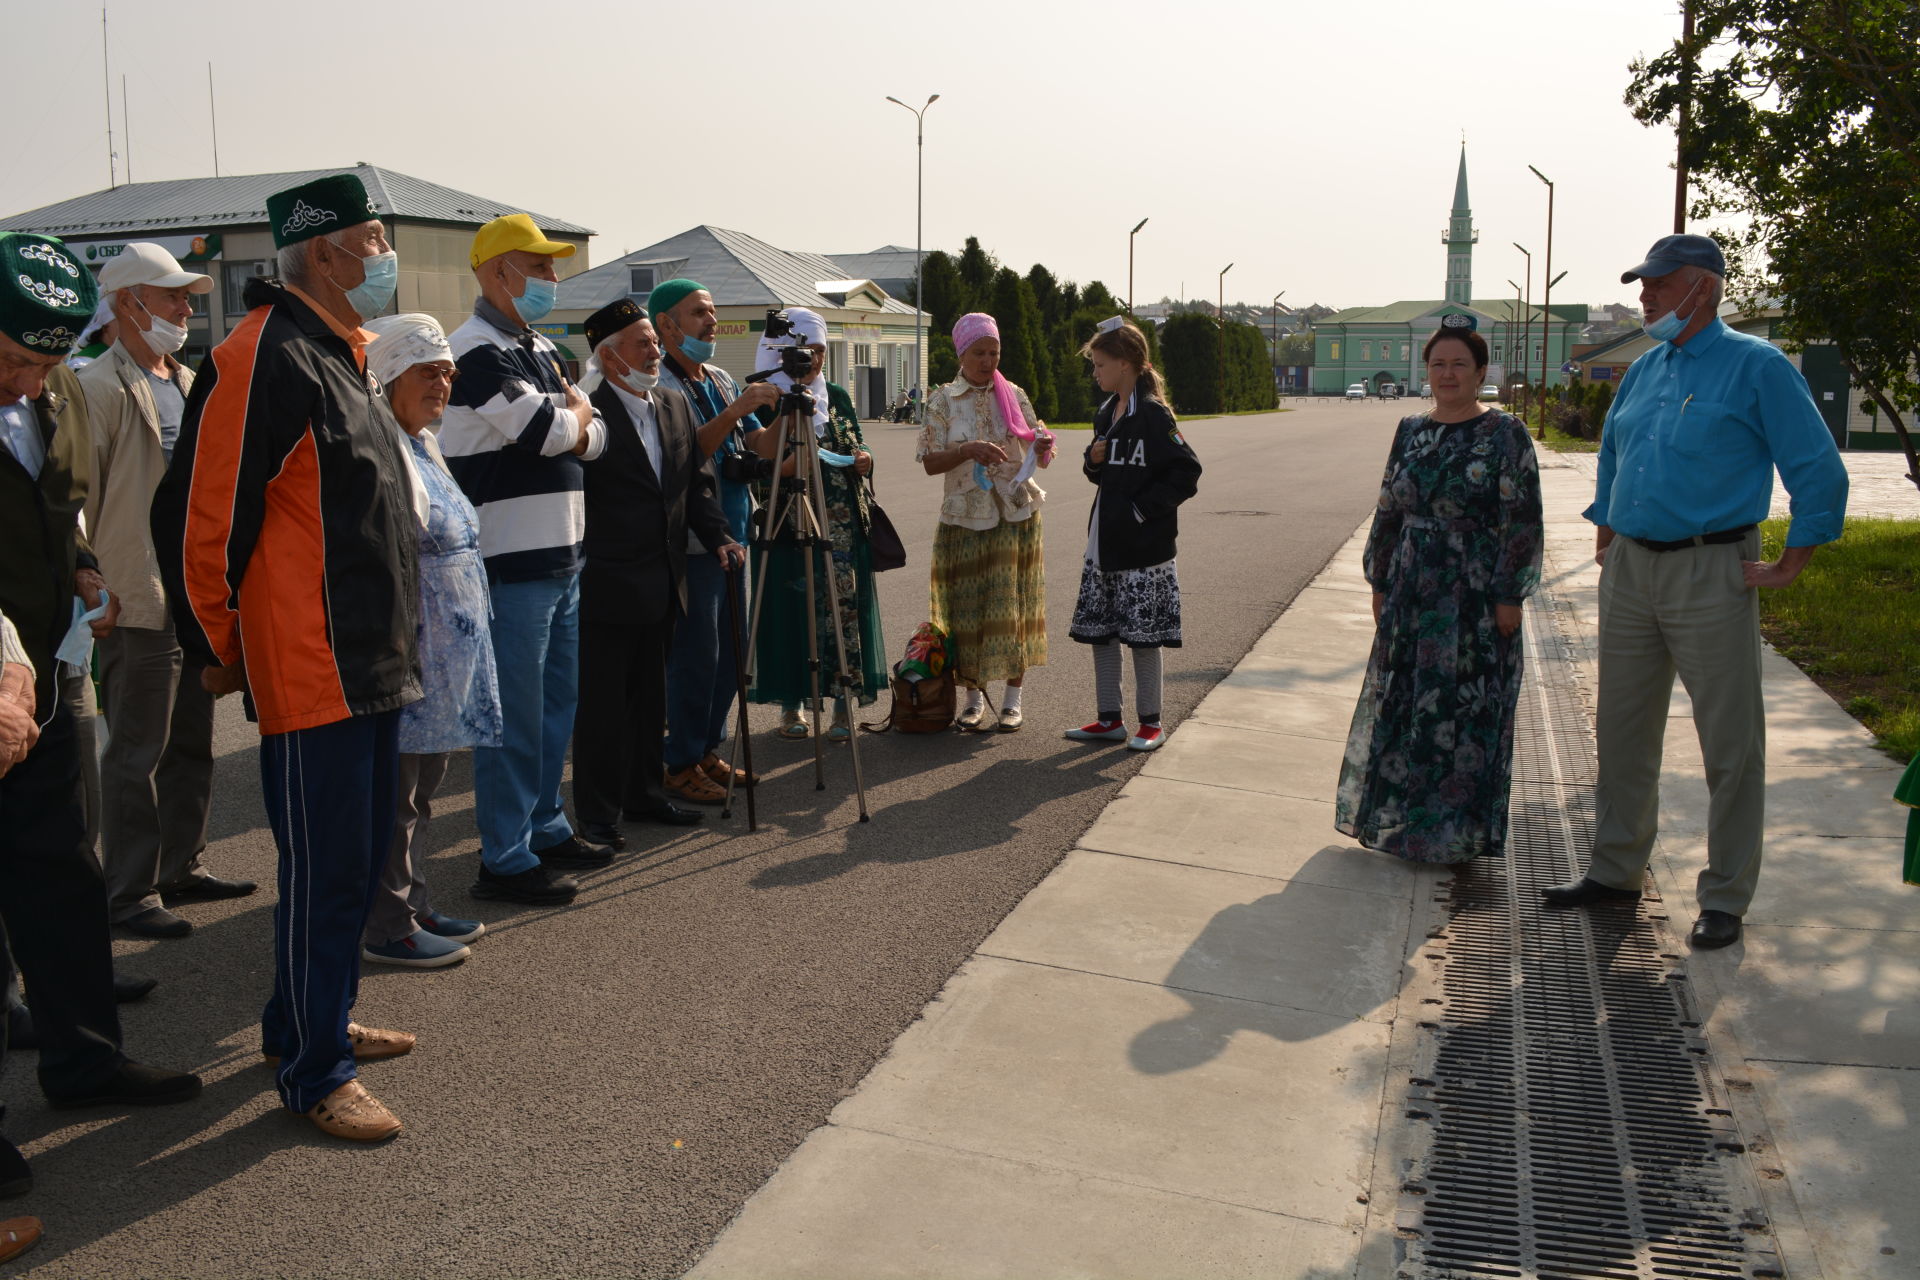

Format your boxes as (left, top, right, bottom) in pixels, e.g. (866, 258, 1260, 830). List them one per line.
(1069, 559, 1182, 648)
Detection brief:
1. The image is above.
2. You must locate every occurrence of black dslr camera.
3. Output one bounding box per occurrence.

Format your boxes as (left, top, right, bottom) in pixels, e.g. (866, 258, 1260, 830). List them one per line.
(720, 447, 775, 484)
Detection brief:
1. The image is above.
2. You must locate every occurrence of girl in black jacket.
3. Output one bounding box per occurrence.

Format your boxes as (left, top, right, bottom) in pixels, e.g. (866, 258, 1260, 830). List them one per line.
(1064, 318, 1201, 751)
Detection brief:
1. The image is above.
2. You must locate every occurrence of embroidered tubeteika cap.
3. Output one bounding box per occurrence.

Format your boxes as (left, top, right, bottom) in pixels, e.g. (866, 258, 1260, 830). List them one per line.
(0, 233, 99, 355)
(267, 173, 382, 249)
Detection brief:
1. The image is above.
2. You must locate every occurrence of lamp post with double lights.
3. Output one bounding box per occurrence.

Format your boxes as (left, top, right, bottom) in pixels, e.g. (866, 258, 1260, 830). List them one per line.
(1271, 290, 1286, 393)
(885, 93, 939, 422)
(1529, 164, 1555, 438)
(1127, 217, 1148, 314)
(1512, 242, 1531, 419)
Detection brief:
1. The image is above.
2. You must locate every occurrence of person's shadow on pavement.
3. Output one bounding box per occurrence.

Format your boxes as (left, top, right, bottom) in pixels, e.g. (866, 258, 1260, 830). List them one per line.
(1127, 844, 1420, 1075)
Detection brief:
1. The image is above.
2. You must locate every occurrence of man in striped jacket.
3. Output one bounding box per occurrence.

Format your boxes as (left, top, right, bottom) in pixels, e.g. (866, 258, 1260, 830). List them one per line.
(440, 214, 608, 905)
(153, 173, 421, 1142)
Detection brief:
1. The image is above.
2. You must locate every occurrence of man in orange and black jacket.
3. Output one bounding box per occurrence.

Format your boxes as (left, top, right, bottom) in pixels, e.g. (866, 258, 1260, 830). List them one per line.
(152, 173, 423, 1143)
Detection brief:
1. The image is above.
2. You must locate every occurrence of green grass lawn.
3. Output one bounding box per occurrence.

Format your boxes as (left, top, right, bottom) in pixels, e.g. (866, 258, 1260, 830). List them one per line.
(1758, 518, 1920, 762)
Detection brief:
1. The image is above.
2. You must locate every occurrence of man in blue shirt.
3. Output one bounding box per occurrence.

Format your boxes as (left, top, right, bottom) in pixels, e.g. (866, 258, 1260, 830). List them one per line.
(1545, 234, 1848, 950)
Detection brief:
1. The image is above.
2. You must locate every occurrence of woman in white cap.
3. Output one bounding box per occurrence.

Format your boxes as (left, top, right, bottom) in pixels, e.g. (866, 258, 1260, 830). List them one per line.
(360, 314, 499, 966)
(742, 308, 886, 740)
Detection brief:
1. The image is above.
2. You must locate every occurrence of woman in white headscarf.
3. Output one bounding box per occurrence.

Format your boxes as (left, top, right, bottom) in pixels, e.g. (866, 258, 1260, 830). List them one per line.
(359, 314, 500, 967)
(743, 308, 886, 741)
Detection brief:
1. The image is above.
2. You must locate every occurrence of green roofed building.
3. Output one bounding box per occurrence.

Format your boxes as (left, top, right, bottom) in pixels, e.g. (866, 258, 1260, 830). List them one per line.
(1312, 147, 1588, 395)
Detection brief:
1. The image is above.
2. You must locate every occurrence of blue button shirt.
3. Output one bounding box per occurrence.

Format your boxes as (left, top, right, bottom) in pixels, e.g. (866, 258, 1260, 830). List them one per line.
(1584, 318, 1848, 547)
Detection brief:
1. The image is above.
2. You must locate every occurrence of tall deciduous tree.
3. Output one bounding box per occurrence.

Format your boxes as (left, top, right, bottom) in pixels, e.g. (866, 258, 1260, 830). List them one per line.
(1628, 0, 1920, 488)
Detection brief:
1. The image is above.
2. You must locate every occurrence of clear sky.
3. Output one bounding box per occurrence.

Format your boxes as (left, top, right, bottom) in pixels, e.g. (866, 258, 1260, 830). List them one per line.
(2, 0, 1692, 314)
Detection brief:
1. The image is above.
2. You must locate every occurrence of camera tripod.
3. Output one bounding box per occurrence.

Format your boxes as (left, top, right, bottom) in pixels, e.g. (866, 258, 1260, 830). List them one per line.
(728, 384, 872, 825)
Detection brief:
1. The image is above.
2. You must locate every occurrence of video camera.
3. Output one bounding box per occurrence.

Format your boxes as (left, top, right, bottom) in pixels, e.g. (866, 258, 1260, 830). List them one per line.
(763, 309, 818, 381)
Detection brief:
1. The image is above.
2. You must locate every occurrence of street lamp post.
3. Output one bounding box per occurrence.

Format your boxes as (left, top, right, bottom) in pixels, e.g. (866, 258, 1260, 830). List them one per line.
(1529, 165, 1555, 441)
(886, 93, 939, 422)
(1271, 290, 1286, 391)
(1127, 217, 1148, 314)
(1217, 262, 1234, 414)
(1511, 242, 1531, 418)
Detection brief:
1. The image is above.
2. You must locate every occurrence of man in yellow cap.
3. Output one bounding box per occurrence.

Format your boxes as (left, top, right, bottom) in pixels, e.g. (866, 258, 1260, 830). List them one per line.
(440, 215, 607, 906)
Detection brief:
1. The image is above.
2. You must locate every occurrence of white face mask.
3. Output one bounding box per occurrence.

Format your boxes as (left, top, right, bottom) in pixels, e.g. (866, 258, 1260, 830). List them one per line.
(611, 351, 659, 392)
(134, 295, 188, 355)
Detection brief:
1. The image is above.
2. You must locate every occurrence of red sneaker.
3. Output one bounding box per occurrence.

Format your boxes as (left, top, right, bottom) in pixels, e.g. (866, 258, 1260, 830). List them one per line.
(1127, 725, 1166, 752)
(1064, 719, 1129, 742)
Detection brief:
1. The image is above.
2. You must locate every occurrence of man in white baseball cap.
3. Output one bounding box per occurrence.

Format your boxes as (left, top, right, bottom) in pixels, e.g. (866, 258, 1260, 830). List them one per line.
(77, 244, 256, 942)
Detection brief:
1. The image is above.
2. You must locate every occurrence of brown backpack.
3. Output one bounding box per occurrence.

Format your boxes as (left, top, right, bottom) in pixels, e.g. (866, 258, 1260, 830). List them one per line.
(864, 666, 958, 734)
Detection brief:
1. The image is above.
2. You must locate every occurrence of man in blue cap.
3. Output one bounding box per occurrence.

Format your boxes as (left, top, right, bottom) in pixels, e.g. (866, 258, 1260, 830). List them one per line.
(1544, 233, 1849, 950)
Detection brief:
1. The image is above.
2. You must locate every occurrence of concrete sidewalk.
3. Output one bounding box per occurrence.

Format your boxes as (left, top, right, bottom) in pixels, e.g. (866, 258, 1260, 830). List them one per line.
(686, 449, 1916, 1280)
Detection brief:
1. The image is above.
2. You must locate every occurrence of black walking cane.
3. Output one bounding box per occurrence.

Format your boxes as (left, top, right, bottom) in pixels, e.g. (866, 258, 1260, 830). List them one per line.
(720, 557, 757, 831)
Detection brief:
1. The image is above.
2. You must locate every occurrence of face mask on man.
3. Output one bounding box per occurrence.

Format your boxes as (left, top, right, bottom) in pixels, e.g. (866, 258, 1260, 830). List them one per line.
(328, 241, 399, 319)
(505, 261, 558, 324)
(132, 294, 188, 355)
(1643, 275, 1706, 344)
(611, 351, 659, 392)
(677, 333, 716, 364)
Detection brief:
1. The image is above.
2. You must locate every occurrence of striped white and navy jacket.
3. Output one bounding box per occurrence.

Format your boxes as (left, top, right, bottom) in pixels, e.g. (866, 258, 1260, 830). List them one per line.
(440, 298, 607, 583)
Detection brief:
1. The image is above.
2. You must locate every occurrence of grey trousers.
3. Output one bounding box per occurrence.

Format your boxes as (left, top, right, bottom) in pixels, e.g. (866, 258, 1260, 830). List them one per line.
(98, 623, 215, 922)
(1590, 531, 1767, 916)
(364, 752, 449, 947)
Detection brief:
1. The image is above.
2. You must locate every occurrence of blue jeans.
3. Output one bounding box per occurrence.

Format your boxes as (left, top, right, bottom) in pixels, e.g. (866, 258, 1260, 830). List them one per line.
(473, 574, 579, 874)
(664, 554, 744, 771)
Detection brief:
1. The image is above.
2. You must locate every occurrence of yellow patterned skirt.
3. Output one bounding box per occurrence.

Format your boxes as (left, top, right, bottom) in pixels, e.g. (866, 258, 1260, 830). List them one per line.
(930, 514, 1048, 688)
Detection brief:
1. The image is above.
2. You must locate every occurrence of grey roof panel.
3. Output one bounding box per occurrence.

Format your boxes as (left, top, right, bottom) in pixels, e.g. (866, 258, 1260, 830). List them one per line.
(0, 164, 593, 238)
(557, 226, 919, 316)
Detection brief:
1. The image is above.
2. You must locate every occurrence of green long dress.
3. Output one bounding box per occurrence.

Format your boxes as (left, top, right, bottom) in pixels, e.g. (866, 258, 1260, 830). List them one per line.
(747, 381, 887, 708)
(1335, 410, 1544, 863)
(1896, 753, 1920, 885)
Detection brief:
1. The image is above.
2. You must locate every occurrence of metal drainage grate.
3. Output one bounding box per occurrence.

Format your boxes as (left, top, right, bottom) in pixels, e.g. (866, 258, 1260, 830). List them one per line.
(1395, 593, 1780, 1280)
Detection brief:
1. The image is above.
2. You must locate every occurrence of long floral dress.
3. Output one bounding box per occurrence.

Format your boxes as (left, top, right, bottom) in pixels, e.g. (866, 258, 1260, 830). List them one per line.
(748, 381, 887, 707)
(399, 432, 502, 755)
(1335, 409, 1543, 863)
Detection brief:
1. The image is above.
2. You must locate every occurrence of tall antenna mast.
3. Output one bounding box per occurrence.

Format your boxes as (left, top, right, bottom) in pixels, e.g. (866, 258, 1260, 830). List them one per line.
(208, 63, 221, 177)
(102, 7, 116, 186)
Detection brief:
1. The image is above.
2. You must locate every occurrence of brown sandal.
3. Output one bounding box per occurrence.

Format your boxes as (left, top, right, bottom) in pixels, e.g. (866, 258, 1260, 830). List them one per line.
(699, 753, 758, 787)
(665, 765, 728, 806)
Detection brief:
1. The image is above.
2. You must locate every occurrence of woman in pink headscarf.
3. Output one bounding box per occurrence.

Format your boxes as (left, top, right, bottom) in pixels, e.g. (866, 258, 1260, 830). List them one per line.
(916, 312, 1055, 730)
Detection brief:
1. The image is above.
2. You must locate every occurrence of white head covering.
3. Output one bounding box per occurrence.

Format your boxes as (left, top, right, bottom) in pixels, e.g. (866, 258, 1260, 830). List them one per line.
(754, 307, 830, 433)
(362, 313, 449, 529)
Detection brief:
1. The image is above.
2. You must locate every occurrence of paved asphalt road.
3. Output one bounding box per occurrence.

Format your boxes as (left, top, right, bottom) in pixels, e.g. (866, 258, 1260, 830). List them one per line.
(12, 396, 1404, 1279)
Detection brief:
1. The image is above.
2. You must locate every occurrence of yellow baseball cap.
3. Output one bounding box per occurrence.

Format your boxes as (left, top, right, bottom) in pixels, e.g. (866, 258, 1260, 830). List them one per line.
(469, 213, 576, 270)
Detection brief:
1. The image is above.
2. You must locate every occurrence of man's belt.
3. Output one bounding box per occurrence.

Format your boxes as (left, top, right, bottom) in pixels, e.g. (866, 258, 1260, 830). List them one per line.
(1630, 524, 1756, 553)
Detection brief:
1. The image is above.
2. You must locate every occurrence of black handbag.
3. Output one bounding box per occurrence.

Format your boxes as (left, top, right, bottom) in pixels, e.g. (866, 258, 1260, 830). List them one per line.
(865, 478, 906, 572)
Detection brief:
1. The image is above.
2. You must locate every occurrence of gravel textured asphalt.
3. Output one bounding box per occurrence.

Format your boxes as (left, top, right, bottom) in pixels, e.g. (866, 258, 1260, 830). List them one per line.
(9, 396, 1405, 1279)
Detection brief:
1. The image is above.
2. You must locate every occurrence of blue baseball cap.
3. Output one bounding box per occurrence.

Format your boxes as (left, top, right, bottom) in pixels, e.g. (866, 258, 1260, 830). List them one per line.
(1621, 233, 1726, 284)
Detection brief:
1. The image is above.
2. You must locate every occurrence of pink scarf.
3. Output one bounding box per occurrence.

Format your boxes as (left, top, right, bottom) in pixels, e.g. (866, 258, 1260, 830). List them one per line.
(952, 312, 1036, 443)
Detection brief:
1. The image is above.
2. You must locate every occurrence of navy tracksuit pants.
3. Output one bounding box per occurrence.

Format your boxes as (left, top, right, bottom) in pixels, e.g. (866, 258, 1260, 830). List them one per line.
(258, 710, 400, 1113)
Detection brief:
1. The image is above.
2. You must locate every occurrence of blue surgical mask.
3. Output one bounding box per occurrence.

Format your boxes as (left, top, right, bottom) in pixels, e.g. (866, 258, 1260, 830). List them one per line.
(1642, 276, 1706, 344)
(507, 263, 557, 324)
(679, 334, 716, 364)
(337, 248, 398, 320)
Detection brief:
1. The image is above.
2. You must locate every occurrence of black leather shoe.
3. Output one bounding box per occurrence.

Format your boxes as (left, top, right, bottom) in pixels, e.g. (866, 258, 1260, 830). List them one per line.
(470, 864, 579, 905)
(1689, 910, 1742, 949)
(162, 874, 258, 902)
(3, 1004, 35, 1052)
(577, 823, 627, 851)
(118, 906, 192, 939)
(1541, 876, 1642, 908)
(46, 1060, 203, 1110)
(112, 970, 159, 1003)
(622, 801, 704, 827)
(0, 1138, 29, 1198)
(532, 835, 615, 870)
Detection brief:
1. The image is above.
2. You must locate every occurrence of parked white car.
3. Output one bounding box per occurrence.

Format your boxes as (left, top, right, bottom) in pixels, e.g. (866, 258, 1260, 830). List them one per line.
(1345, 383, 1367, 400)
(1479, 383, 1502, 401)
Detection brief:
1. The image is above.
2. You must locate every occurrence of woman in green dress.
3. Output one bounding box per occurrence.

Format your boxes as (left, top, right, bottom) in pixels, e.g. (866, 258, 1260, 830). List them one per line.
(744, 308, 886, 741)
(1335, 315, 1543, 863)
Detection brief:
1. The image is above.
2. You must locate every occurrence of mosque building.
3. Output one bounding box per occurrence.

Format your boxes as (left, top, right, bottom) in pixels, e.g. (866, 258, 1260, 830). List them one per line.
(1311, 147, 1588, 395)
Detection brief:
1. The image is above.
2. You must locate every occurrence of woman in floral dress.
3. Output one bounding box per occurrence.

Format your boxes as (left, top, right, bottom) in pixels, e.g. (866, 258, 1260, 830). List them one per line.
(744, 309, 886, 741)
(1335, 315, 1543, 864)
(360, 315, 499, 965)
